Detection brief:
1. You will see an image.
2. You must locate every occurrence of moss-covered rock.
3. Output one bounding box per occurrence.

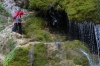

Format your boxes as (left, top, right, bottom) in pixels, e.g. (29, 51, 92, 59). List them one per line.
(3, 40, 90, 66)
(29, 0, 97, 22)
(33, 43, 47, 66)
(23, 14, 52, 42)
(63, 40, 90, 66)
(3, 47, 30, 66)
(3, 48, 19, 66)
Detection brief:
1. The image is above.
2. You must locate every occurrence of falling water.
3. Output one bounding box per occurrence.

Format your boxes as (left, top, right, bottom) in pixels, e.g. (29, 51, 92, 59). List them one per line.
(67, 22, 100, 66)
(94, 24, 100, 66)
(45, 5, 100, 66)
(81, 49, 100, 66)
(81, 50, 92, 66)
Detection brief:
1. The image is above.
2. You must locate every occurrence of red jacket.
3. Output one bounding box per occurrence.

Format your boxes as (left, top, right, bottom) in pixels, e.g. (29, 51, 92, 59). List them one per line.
(13, 10, 24, 18)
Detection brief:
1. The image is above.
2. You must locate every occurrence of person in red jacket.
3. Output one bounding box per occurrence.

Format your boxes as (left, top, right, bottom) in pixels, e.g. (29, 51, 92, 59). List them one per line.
(12, 8, 24, 35)
(12, 7, 34, 37)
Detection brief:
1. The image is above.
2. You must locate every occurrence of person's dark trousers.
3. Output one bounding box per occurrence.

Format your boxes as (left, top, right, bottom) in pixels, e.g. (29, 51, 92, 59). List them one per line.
(12, 23, 22, 34)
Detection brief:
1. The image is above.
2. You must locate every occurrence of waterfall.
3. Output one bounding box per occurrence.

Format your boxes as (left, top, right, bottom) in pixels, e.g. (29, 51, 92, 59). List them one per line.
(81, 50, 92, 66)
(81, 49, 99, 66)
(45, 5, 100, 66)
(94, 24, 100, 65)
(68, 22, 100, 66)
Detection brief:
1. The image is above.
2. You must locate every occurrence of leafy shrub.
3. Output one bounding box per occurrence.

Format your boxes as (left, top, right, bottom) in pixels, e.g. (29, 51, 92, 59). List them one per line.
(35, 35, 45, 41)
(29, 0, 97, 22)
(29, 0, 58, 10)
(34, 30, 51, 42)
(23, 14, 52, 42)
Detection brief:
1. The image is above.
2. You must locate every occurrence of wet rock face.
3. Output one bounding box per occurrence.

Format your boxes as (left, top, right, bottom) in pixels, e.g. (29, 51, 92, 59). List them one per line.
(3, 0, 27, 16)
(46, 6, 69, 33)
(68, 22, 97, 53)
(45, 6, 98, 53)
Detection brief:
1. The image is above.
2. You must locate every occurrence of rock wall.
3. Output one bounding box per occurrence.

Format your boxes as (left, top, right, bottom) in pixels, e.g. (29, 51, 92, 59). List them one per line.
(0, 25, 12, 50)
(3, 0, 27, 16)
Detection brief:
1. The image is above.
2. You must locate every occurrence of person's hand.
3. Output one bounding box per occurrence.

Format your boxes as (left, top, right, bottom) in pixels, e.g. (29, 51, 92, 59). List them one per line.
(29, 12, 34, 14)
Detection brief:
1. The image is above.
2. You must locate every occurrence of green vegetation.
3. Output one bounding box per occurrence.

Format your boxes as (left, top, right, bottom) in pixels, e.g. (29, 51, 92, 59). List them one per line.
(3, 41, 90, 66)
(23, 14, 52, 42)
(3, 48, 19, 66)
(0, 3, 10, 17)
(1, 39, 16, 55)
(94, 0, 100, 23)
(2, 0, 95, 66)
(29, 0, 57, 10)
(6, 39, 16, 51)
(0, 18, 7, 23)
(34, 43, 47, 66)
(62, 0, 96, 21)
(4, 47, 30, 66)
(64, 40, 89, 66)
(29, 0, 98, 22)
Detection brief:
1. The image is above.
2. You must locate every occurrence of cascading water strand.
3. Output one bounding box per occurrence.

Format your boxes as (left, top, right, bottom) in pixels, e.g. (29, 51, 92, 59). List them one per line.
(94, 25, 100, 66)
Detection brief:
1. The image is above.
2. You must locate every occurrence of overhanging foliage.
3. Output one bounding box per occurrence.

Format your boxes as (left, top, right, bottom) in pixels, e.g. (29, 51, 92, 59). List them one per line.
(29, 0, 98, 22)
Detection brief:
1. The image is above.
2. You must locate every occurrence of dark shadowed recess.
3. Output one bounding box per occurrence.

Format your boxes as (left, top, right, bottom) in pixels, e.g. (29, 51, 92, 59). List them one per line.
(36, 6, 98, 54)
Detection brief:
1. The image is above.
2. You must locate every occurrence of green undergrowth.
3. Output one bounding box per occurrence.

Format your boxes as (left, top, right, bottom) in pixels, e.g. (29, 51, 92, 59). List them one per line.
(3, 46, 30, 66)
(23, 14, 67, 42)
(23, 14, 52, 42)
(0, 3, 10, 17)
(3, 48, 19, 66)
(34, 43, 47, 66)
(3, 40, 90, 66)
(63, 40, 90, 66)
(29, 0, 97, 22)
(1, 39, 16, 55)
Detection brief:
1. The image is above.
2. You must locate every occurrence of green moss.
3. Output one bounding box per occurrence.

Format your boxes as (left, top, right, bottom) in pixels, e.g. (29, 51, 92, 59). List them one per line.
(3, 40, 90, 66)
(3, 48, 19, 66)
(53, 57, 61, 63)
(64, 40, 90, 66)
(23, 14, 52, 42)
(29, 0, 97, 22)
(34, 43, 47, 66)
(8, 47, 30, 66)
(35, 30, 52, 42)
